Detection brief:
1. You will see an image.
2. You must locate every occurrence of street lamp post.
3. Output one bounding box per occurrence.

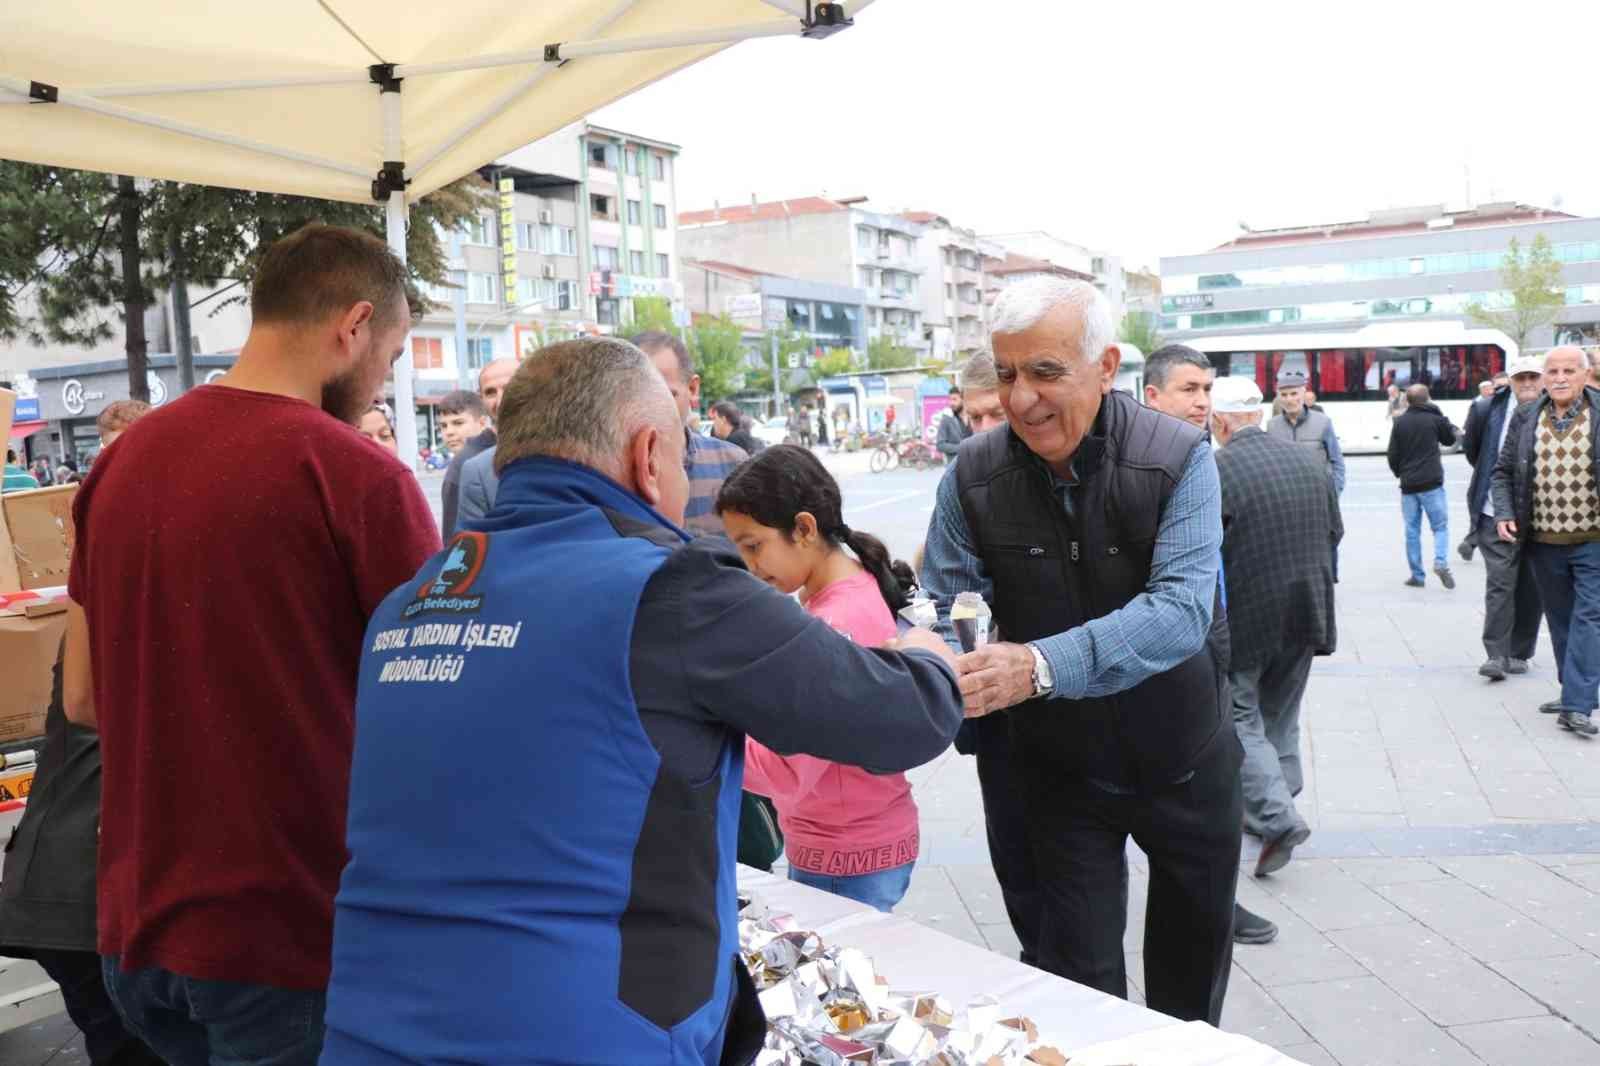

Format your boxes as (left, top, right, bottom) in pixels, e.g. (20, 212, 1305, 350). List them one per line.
(468, 299, 546, 363)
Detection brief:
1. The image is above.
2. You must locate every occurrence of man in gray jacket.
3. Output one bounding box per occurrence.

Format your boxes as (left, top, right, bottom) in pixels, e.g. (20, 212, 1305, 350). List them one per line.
(1267, 369, 1346, 496)
(935, 384, 970, 460)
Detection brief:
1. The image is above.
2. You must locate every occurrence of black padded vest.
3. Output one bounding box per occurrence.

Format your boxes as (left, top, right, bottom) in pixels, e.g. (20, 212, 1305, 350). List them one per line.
(955, 391, 1228, 790)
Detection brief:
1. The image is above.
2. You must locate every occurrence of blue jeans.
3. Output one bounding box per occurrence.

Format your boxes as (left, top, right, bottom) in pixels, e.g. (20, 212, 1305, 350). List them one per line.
(788, 861, 914, 913)
(101, 957, 325, 1066)
(1402, 487, 1450, 581)
(1528, 541, 1600, 715)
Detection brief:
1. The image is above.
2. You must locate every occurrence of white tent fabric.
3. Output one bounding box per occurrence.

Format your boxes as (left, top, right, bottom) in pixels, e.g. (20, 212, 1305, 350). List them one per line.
(0, 0, 868, 464)
(0, 0, 855, 203)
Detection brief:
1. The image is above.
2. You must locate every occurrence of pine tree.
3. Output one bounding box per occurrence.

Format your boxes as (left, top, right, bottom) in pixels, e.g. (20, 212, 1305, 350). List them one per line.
(2, 161, 490, 401)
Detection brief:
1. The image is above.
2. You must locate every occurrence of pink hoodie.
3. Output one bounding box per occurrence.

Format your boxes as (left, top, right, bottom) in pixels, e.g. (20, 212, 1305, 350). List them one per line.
(743, 570, 919, 876)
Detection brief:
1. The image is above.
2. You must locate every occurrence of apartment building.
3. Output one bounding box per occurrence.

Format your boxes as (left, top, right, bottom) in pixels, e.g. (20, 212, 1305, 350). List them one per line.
(984, 231, 1128, 312)
(505, 121, 682, 334)
(903, 212, 1003, 361)
(678, 196, 929, 356)
(408, 166, 587, 400)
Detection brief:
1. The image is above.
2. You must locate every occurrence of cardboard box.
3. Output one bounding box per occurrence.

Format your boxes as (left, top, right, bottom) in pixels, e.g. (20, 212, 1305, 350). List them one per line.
(0, 613, 63, 744)
(0, 765, 33, 803)
(0, 387, 17, 593)
(3, 486, 76, 591)
(1, 387, 65, 744)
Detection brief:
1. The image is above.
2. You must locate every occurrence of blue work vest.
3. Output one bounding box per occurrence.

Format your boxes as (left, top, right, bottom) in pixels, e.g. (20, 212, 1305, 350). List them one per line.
(322, 458, 747, 1066)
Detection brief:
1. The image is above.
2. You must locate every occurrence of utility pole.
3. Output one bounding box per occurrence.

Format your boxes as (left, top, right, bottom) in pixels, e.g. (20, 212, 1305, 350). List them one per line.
(771, 329, 783, 418)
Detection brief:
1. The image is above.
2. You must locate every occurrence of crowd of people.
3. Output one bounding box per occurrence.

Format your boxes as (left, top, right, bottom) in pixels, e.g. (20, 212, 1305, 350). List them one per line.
(3, 218, 1598, 1066)
(1378, 346, 1600, 735)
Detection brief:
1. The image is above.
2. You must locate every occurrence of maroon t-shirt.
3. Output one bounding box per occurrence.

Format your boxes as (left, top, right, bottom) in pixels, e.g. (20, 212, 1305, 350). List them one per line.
(69, 385, 441, 989)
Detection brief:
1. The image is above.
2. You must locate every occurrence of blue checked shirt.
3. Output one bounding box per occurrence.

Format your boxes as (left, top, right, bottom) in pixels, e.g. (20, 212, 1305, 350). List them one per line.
(682, 428, 749, 535)
(921, 439, 1222, 699)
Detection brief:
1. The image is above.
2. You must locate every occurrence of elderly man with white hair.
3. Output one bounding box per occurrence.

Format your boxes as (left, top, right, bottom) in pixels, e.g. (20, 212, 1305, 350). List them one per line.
(920, 277, 1240, 1025)
(1493, 345, 1600, 736)
(321, 337, 965, 1066)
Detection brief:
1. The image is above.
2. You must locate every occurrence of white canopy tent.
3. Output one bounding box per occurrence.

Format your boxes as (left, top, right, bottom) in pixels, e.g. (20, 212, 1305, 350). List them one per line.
(0, 0, 869, 467)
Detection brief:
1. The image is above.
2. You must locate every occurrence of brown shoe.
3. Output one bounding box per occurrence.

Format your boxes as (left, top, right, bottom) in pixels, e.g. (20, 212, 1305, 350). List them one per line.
(1255, 823, 1311, 878)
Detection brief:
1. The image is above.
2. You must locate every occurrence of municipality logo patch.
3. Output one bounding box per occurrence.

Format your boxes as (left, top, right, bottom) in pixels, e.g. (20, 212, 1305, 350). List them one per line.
(403, 531, 488, 618)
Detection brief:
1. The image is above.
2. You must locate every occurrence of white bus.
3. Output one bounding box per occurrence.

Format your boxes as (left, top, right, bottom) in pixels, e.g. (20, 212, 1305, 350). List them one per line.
(1185, 321, 1516, 454)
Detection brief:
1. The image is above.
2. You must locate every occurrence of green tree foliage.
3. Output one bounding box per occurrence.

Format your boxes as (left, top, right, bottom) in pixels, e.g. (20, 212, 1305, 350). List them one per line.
(0, 167, 121, 344)
(1118, 310, 1162, 357)
(626, 295, 677, 335)
(866, 334, 917, 371)
(1466, 234, 1565, 351)
(690, 314, 747, 405)
(0, 161, 490, 400)
(809, 348, 853, 383)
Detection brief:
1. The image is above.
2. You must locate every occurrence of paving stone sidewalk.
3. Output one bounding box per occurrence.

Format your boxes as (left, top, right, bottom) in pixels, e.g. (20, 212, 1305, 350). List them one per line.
(897, 458, 1600, 1065)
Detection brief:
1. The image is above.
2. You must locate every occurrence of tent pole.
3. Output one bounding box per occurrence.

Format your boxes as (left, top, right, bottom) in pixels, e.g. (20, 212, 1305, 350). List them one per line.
(0, 70, 371, 103)
(0, 76, 368, 180)
(393, 17, 795, 79)
(379, 84, 420, 475)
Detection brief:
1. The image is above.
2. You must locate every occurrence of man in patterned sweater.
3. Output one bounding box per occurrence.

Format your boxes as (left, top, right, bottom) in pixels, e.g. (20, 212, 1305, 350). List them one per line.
(1211, 376, 1342, 876)
(1493, 347, 1600, 736)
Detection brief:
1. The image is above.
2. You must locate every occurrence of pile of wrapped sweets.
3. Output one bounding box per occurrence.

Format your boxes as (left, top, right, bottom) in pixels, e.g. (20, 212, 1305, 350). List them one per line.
(739, 895, 1068, 1065)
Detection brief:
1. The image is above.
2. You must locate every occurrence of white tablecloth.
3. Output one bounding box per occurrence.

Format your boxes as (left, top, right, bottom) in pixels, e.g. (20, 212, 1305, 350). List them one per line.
(738, 866, 1306, 1065)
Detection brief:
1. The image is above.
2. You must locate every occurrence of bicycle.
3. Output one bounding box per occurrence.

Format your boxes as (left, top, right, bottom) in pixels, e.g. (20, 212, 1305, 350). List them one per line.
(870, 435, 944, 473)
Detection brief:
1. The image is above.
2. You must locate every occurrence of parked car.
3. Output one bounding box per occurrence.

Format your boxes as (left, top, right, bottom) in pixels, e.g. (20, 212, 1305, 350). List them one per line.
(752, 416, 793, 448)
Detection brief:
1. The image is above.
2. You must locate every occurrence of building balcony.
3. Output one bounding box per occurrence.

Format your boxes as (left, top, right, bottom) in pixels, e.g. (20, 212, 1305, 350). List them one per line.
(956, 267, 983, 287)
(874, 290, 916, 307)
(870, 249, 924, 274)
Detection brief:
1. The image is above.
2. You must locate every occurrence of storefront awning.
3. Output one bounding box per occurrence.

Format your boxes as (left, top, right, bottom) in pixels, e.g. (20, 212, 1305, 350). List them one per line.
(6, 421, 48, 441)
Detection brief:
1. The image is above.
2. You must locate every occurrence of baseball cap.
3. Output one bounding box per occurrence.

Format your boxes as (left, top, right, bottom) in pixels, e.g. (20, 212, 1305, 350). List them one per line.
(1212, 376, 1264, 413)
(1509, 355, 1543, 378)
(1275, 368, 1308, 390)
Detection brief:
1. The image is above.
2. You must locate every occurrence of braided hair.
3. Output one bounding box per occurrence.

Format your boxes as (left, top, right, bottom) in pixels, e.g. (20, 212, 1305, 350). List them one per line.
(715, 444, 914, 612)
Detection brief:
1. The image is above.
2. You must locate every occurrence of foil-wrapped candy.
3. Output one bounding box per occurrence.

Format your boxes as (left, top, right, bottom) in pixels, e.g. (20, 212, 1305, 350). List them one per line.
(737, 892, 1049, 1065)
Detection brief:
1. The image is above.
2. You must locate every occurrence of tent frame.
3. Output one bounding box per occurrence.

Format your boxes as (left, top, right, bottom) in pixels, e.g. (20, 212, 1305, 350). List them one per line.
(0, 0, 855, 469)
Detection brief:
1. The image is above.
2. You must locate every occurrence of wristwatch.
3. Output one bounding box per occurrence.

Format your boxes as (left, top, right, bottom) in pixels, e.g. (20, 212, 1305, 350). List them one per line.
(1026, 642, 1055, 698)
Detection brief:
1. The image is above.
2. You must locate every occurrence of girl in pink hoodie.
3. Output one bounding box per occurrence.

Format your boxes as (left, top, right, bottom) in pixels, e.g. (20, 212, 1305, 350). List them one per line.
(716, 445, 923, 912)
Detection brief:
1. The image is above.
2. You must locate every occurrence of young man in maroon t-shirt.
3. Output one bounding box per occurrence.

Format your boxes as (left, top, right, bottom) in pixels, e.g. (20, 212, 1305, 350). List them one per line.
(63, 224, 442, 1066)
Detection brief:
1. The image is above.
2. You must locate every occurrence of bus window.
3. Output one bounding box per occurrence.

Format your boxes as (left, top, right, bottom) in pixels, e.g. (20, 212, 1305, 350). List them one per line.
(1312, 350, 1350, 395)
(1364, 350, 1415, 394)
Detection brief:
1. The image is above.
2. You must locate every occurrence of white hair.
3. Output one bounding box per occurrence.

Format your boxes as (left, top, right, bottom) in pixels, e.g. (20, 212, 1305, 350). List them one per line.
(989, 277, 1116, 364)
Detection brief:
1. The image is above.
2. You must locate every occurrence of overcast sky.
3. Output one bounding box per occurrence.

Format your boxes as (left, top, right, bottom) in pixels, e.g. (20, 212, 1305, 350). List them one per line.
(594, 0, 1600, 271)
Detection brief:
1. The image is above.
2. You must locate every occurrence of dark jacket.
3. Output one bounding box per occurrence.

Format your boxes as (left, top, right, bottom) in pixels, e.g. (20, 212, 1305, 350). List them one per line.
(1463, 388, 1516, 518)
(723, 427, 764, 456)
(323, 459, 962, 1066)
(1386, 402, 1458, 493)
(954, 391, 1229, 790)
(0, 646, 100, 955)
(1215, 427, 1341, 671)
(935, 409, 970, 458)
(440, 427, 497, 539)
(1491, 387, 1600, 537)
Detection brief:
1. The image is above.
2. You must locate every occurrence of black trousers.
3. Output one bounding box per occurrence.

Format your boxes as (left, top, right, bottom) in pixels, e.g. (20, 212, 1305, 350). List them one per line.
(1021, 733, 1244, 1026)
(970, 712, 1044, 966)
(30, 949, 165, 1066)
(1476, 514, 1542, 661)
